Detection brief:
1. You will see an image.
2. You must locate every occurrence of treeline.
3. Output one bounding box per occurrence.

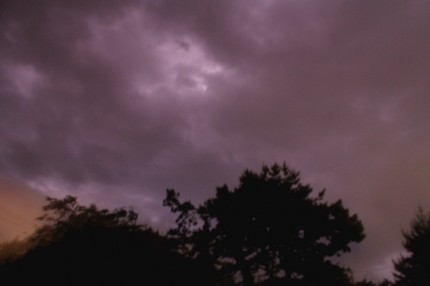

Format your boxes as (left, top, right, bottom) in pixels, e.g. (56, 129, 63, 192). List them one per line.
(0, 164, 428, 285)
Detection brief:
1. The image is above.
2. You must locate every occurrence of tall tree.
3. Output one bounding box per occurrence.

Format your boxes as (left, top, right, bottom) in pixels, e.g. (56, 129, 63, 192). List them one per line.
(393, 208, 430, 286)
(164, 163, 365, 285)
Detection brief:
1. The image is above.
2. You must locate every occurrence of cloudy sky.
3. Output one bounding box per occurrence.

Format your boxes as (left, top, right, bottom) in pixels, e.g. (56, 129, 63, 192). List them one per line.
(1, 0, 430, 281)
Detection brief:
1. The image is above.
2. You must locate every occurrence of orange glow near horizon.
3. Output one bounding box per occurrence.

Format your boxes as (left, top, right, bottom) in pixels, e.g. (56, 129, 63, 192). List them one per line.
(0, 179, 44, 242)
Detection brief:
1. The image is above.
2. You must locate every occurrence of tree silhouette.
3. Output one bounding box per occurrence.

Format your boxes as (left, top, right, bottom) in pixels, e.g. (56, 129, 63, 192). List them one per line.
(0, 239, 30, 262)
(164, 163, 365, 285)
(353, 279, 379, 286)
(393, 208, 430, 286)
(0, 195, 220, 285)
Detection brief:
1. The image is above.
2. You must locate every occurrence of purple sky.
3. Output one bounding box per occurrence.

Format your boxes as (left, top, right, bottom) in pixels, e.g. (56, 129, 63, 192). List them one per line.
(1, 0, 430, 281)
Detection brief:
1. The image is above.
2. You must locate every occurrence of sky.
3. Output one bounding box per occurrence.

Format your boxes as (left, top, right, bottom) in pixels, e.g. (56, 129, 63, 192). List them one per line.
(0, 179, 43, 242)
(1, 0, 430, 281)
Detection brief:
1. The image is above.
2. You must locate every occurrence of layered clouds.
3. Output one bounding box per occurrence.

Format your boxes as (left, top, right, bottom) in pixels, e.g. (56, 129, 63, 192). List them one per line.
(1, 0, 430, 280)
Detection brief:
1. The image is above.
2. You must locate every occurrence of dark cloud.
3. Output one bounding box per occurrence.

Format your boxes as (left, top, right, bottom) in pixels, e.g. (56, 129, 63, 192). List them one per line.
(1, 0, 430, 281)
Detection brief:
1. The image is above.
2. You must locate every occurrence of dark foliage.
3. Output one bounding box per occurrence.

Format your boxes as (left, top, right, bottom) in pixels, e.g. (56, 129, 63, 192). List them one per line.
(164, 163, 365, 286)
(0, 196, 218, 285)
(353, 280, 379, 286)
(393, 208, 430, 286)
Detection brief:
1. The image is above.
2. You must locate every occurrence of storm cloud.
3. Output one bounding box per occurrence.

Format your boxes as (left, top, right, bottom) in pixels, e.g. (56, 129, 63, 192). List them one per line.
(1, 0, 430, 281)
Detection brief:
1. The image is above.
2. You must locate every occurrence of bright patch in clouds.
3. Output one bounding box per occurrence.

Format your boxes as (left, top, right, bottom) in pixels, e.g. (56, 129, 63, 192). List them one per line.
(151, 38, 224, 95)
(8, 64, 46, 98)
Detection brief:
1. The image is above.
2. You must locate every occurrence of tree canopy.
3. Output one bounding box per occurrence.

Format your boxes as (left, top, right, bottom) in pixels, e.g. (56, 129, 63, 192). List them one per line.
(0, 195, 219, 285)
(392, 208, 430, 286)
(164, 163, 365, 285)
(0, 163, 372, 285)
